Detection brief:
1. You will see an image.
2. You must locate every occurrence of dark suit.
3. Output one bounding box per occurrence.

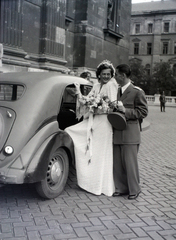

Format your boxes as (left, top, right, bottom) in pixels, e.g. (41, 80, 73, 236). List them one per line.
(113, 83, 148, 195)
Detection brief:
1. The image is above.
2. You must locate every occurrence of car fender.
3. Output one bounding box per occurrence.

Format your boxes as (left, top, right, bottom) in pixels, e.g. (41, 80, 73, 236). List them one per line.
(1, 122, 74, 184)
(24, 131, 75, 183)
(0, 121, 58, 183)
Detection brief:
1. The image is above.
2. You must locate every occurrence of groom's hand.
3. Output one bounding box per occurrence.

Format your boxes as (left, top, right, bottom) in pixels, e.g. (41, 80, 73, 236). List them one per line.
(118, 105, 126, 113)
(117, 101, 126, 113)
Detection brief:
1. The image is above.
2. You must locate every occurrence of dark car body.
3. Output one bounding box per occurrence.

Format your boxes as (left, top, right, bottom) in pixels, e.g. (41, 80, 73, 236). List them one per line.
(0, 72, 92, 198)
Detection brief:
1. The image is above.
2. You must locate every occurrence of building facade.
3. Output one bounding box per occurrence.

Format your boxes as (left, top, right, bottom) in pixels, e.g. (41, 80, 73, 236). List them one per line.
(129, 0, 176, 76)
(0, 0, 131, 77)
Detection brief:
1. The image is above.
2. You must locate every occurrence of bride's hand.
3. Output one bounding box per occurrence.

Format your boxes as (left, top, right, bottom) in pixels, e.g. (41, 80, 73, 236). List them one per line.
(74, 82, 81, 94)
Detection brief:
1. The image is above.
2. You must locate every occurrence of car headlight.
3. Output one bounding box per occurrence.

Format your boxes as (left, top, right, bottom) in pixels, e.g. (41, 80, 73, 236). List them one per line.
(4, 146, 14, 155)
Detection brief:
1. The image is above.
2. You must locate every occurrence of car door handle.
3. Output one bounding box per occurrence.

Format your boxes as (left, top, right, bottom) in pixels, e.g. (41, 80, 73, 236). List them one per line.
(7, 111, 12, 118)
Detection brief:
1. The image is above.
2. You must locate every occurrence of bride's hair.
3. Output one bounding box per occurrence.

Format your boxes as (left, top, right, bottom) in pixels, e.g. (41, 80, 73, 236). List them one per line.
(96, 60, 115, 80)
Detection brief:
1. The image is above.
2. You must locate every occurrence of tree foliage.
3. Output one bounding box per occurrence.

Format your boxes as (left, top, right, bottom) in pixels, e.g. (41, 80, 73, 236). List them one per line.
(130, 62, 151, 95)
(152, 62, 176, 95)
(130, 61, 176, 95)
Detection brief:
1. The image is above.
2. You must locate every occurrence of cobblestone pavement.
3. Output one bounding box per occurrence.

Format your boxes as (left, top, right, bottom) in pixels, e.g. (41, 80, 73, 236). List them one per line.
(0, 106, 176, 240)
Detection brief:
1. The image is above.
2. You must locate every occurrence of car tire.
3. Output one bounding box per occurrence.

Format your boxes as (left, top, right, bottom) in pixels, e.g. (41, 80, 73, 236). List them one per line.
(35, 148, 69, 199)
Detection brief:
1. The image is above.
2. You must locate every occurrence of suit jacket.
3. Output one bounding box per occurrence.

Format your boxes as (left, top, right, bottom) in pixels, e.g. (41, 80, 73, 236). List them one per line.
(113, 83, 148, 145)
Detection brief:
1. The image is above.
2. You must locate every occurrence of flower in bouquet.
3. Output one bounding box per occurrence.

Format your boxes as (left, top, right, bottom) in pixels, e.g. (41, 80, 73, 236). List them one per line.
(79, 93, 112, 114)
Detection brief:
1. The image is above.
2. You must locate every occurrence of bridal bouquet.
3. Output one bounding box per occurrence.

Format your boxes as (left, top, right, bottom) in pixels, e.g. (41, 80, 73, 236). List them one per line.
(78, 92, 112, 114)
(76, 87, 124, 120)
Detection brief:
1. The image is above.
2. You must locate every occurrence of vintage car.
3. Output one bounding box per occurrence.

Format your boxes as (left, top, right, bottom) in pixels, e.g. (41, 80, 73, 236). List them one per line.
(0, 72, 92, 199)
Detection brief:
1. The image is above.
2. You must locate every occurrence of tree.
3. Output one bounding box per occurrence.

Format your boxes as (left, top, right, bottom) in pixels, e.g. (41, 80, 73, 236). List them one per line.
(152, 62, 176, 96)
(130, 62, 151, 94)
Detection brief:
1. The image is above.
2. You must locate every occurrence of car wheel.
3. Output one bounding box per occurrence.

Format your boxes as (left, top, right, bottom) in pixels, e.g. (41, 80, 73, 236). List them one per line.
(35, 148, 69, 199)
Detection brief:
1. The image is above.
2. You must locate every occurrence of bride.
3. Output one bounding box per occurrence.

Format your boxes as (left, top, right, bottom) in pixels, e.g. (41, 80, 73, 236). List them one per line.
(65, 60, 118, 196)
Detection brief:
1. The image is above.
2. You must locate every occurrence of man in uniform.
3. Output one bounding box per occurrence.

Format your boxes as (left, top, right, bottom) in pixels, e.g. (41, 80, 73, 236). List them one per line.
(113, 64, 148, 200)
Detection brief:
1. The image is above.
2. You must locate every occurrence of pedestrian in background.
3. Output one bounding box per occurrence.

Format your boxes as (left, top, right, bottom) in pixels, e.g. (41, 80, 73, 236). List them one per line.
(80, 71, 91, 81)
(159, 91, 166, 112)
(80, 71, 95, 84)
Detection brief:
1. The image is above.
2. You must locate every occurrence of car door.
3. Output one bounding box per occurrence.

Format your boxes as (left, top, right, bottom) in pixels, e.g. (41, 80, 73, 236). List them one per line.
(57, 84, 92, 130)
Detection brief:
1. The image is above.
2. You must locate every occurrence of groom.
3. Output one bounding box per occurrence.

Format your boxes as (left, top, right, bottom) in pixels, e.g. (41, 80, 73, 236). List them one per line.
(113, 64, 148, 200)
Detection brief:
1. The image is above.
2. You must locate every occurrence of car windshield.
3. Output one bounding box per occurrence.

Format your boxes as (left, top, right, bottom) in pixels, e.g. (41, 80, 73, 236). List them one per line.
(0, 84, 24, 101)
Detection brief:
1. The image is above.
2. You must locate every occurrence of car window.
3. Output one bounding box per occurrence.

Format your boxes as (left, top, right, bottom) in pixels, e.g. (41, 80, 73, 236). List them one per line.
(0, 84, 24, 101)
(80, 85, 92, 96)
(63, 86, 77, 103)
(57, 84, 92, 130)
(62, 84, 92, 103)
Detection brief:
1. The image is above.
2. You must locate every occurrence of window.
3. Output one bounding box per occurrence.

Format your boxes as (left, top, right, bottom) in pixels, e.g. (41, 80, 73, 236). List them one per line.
(66, 0, 75, 19)
(163, 42, 168, 54)
(135, 24, 140, 34)
(134, 43, 139, 54)
(148, 23, 153, 33)
(0, 84, 24, 101)
(0, 0, 23, 47)
(164, 22, 169, 33)
(107, 0, 121, 34)
(147, 43, 152, 55)
(63, 85, 91, 103)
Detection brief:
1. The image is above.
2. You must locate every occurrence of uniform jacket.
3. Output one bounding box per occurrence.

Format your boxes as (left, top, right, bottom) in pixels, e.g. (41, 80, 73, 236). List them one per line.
(113, 83, 148, 144)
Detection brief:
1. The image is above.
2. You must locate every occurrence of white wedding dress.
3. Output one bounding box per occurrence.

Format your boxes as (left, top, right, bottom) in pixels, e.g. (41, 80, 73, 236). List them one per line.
(65, 78, 118, 196)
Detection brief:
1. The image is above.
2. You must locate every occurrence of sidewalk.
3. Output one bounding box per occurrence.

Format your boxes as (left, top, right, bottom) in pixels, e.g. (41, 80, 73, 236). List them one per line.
(0, 105, 176, 240)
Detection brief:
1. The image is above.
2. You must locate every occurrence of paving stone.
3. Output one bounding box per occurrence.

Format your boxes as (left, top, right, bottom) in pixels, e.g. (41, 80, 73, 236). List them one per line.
(85, 225, 107, 232)
(71, 222, 92, 228)
(54, 233, 77, 239)
(75, 214, 89, 222)
(13, 221, 34, 227)
(40, 228, 62, 235)
(27, 230, 41, 240)
(14, 226, 26, 237)
(115, 223, 132, 234)
(104, 235, 117, 240)
(74, 227, 89, 237)
(59, 223, 74, 233)
(26, 225, 48, 231)
(102, 220, 117, 229)
(132, 227, 148, 237)
(88, 231, 104, 239)
(0, 233, 13, 239)
(46, 219, 60, 229)
(57, 218, 78, 224)
(0, 223, 12, 233)
(34, 216, 46, 226)
(89, 217, 102, 226)
(41, 235, 55, 240)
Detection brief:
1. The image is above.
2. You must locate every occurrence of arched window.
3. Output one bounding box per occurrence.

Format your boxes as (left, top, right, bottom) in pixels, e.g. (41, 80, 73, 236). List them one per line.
(107, 0, 120, 33)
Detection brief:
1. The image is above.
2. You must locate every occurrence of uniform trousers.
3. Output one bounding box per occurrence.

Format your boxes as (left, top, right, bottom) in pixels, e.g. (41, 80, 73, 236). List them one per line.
(113, 144, 140, 195)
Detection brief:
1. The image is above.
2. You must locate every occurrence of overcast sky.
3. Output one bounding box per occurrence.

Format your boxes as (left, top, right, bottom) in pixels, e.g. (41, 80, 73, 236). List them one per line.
(132, 0, 161, 3)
